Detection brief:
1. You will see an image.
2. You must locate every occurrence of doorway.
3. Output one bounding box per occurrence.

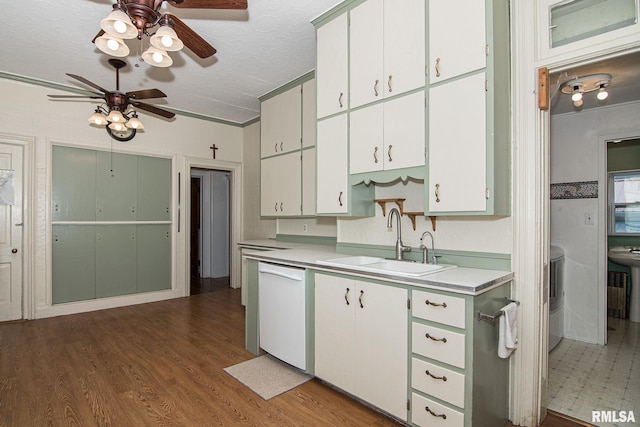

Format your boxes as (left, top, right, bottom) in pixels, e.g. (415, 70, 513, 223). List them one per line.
(190, 168, 231, 295)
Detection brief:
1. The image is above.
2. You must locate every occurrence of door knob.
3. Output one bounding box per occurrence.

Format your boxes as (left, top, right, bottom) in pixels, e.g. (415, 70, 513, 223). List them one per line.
(11, 248, 18, 254)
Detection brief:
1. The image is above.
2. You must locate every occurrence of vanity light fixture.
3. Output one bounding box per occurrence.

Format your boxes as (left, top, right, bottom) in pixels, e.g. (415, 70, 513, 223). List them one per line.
(561, 73, 612, 108)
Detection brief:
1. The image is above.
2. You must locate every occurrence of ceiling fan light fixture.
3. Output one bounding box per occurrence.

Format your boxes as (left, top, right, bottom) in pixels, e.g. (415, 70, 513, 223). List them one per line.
(126, 113, 144, 130)
(109, 121, 127, 132)
(88, 108, 108, 126)
(150, 25, 184, 52)
(571, 85, 583, 102)
(106, 109, 126, 123)
(96, 34, 130, 57)
(101, 9, 138, 39)
(597, 83, 609, 101)
(142, 47, 173, 67)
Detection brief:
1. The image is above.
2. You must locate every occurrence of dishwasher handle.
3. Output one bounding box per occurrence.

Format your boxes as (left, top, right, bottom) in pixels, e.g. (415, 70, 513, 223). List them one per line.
(258, 265, 304, 281)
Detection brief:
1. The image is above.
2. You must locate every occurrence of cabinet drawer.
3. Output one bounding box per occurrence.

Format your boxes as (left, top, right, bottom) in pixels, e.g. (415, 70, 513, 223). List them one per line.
(412, 393, 464, 427)
(412, 359, 464, 408)
(413, 290, 465, 329)
(412, 323, 465, 368)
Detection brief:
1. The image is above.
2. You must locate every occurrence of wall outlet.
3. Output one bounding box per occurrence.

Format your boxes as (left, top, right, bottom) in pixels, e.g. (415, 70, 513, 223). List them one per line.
(303, 223, 308, 232)
(585, 212, 594, 225)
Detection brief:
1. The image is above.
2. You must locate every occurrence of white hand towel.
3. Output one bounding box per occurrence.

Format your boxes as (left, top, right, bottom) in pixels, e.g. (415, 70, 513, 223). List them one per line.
(498, 302, 518, 359)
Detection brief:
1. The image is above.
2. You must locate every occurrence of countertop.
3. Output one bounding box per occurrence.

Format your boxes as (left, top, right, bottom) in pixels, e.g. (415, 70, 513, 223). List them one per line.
(239, 240, 513, 295)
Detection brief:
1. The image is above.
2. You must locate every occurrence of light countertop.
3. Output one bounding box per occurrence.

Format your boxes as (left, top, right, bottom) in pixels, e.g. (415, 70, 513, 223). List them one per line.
(240, 240, 513, 295)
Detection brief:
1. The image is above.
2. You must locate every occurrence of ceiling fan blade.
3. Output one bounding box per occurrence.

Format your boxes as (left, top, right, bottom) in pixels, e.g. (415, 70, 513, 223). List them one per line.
(168, 0, 247, 9)
(170, 15, 217, 58)
(67, 73, 109, 94)
(132, 101, 176, 119)
(47, 94, 104, 99)
(127, 89, 167, 100)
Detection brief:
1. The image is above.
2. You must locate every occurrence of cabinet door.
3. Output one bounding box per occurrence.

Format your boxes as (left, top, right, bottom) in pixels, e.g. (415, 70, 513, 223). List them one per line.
(350, 104, 383, 175)
(96, 151, 138, 221)
(302, 148, 316, 216)
(428, 0, 486, 84)
(52, 225, 96, 304)
(302, 79, 316, 149)
(316, 115, 348, 214)
(350, 0, 384, 109)
(383, 0, 426, 97)
(52, 146, 96, 221)
(428, 73, 487, 213)
(261, 85, 302, 156)
(260, 156, 279, 216)
(354, 280, 408, 420)
(95, 225, 137, 298)
(383, 91, 425, 171)
(314, 273, 356, 393)
(137, 155, 171, 221)
(316, 13, 348, 119)
(278, 151, 302, 216)
(136, 224, 171, 293)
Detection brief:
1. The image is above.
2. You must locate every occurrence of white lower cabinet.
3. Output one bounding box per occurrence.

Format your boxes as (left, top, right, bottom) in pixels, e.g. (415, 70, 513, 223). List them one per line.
(314, 273, 408, 421)
(412, 393, 464, 427)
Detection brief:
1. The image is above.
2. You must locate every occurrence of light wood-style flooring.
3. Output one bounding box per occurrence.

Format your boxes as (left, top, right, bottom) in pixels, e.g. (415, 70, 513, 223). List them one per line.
(0, 287, 587, 426)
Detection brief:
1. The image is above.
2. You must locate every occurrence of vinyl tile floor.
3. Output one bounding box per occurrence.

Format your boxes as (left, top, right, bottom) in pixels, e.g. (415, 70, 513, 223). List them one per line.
(547, 317, 640, 426)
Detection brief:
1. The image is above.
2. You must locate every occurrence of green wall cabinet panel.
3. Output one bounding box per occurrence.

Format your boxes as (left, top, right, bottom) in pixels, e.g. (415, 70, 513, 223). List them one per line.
(96, 151, 138, 221)
(96, 225, 137, 298)
(137, 156, 171, 221)
(136, 224, 171, 293)
(52, 146, 97, 221)
(52, 225, 96, 304)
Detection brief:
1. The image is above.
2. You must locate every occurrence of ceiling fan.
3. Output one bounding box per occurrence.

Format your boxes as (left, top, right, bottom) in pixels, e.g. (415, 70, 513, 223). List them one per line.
(48, 58, 175, 141)
(94, 0, 248, 67)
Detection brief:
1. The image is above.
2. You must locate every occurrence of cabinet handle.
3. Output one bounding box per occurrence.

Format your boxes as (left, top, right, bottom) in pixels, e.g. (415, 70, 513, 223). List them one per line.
(374, 79, 379, 97)
(274, 203, 278, 212)
(359, 289, 364, 308)
(373, 146, 378, 163)
(435, 183, 440, 203)
(339, 92, 344, 108)
(425, 333, 447, 343)
(280, 202, 283, 212)
(345, 288, 350, 305)
(425, 299, 447, 308)
(280, 142, 283, 152)
(387, 145, 393, 162)
(338, 191, 343, 207)
(425, 370, 447, 382)
(425, 406, 447, 420)
(275, 143, 278, 153)
(387, 75, 393, 92)
(435, 58, 441, 77)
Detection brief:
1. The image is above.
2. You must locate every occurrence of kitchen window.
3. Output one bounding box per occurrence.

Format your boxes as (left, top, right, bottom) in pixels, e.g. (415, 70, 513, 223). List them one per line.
(609, 169, 640, 235)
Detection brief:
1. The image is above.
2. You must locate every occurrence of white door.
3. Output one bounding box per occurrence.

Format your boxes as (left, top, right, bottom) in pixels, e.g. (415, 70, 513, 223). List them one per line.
(0, 143, 23, 321)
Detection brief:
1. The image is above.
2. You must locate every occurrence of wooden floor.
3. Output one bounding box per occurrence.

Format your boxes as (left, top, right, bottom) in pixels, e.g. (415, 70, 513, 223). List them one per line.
(0, 288, 589, 427)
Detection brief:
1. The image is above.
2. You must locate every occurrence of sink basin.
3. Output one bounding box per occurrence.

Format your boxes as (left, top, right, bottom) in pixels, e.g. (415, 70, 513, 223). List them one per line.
(317, 256, 456, 277)
(608, 246, 640, 267)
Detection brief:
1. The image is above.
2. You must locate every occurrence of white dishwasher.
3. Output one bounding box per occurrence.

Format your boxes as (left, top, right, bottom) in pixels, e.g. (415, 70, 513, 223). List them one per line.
(258, 262, 306, 370)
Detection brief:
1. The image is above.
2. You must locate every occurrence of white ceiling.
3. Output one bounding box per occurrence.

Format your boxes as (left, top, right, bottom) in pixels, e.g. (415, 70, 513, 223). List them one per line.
(2, 0, 343, 125)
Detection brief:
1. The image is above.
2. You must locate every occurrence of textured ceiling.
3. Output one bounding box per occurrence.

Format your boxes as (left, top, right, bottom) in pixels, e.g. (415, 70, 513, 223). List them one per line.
(1, 0, 342, 125)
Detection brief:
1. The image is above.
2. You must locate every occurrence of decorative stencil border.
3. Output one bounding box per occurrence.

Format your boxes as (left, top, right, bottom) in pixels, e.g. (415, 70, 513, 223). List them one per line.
(551, 181, 598, 200)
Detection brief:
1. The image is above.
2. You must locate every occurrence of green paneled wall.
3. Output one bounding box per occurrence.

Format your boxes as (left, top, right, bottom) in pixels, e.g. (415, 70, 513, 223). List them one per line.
(51, 146, 172, 304)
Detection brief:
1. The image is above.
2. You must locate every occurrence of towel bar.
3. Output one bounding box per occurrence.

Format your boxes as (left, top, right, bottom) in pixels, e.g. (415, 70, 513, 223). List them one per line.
(477, 298, 520, 322)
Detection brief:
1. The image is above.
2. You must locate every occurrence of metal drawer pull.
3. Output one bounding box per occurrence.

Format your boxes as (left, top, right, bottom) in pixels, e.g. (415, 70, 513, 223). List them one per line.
(339, 92, 344, 108)
(374, 79, 379, 96)
(435, 58, 441, 77)
(359, 290, 364, 308)
(280, 202, 283, 212)
(435, 183, 440, 203)
(387, 144, 393, 162)
(338, 191, 343, 206)
(425, 406, 447, 419)
(425, 370, 447, 381)
(425, 300, 447, 308)
(425, 333, 447, 343)
(387, 75, 393, 92)
(373, 146, 378, 163)
(275, 143, 278, 152)
(274, 203, 278, 212)
(280, 142, 283, 151)
(345, 288, 350, 305)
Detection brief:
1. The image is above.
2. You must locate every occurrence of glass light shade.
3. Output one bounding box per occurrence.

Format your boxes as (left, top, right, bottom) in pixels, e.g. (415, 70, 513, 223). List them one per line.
(126, 116, 144, 129)
(109, 121, 127, 131)
(571, 87, 583, 102)
(95, 34, 130, 57)
(100, 9, 138, 39)
(597, 87, 609, 100)
(573, 99, 583, 108)
(88, 111, 108, 126)
(106, 109, 126, 123)
(150, 26, 183, 52)
(142, 47, 173, 67)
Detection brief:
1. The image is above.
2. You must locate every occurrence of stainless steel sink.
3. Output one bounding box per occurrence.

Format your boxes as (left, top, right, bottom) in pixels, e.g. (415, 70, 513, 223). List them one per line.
(317, 256, 456, 277)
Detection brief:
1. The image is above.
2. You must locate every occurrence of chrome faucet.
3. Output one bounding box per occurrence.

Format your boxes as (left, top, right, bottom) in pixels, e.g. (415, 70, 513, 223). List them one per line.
(387, 208, 411, 260)
(420, 231, 437, 264)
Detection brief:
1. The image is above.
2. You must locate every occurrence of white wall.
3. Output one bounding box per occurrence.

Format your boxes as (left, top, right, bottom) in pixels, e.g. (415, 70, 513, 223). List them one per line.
(0, 78, 244, 318)
(550, 100, 640, 343)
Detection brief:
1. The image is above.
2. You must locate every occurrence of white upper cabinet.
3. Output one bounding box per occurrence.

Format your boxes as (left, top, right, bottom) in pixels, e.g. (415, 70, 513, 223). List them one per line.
(316, 114, 348, 214)
(302, 79, 317, 149)
(350, 0, 426, 109)
(260, 85, 301, 157)
(316, 13, 348, 119)
(428, 0, 486, 84)
(260, 152, 302, 216)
